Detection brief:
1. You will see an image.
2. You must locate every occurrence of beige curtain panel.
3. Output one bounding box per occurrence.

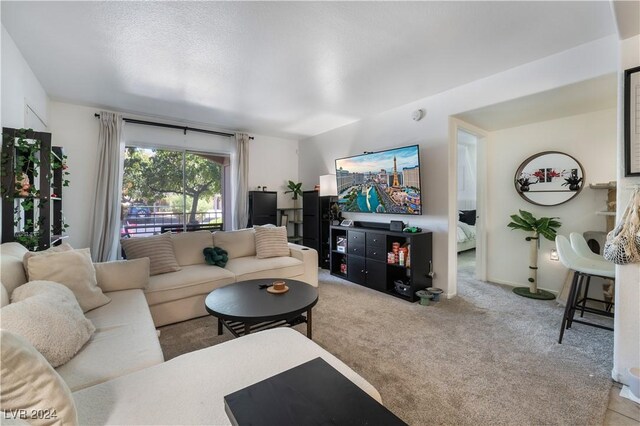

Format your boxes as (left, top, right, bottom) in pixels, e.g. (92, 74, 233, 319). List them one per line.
(89, 111, 123, 261)
(233, 133, 250, 229)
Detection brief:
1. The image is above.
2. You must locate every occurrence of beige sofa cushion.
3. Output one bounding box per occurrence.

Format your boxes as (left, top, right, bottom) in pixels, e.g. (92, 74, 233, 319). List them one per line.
(4, 281, 95, 367)
(0, 243, 29, 295)
(224, 256, 305, 282)
(255, 226, 289, 259)
(121, 233, 181, 276)
(145, 264, 236, 306)
(56, 289, 164, 392)
(213, 228, 256, 259)
(1, 242, 30, 258)
(26, 249, 111, 313)
(171, 231, 214, 266)
(1, 282, 9, 308)
(1, 330, 78, 426)
(72, 329, 381, 425)
(94, 258, 150, 292)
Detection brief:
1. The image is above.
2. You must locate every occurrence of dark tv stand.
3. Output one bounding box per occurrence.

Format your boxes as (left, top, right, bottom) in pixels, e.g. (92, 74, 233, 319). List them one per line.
(329, 225, 433, 302)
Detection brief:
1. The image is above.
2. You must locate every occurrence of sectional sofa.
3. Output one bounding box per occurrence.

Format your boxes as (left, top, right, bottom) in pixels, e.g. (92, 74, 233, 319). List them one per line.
(0, 230, 382, 424)
(143, 228, 318, 326)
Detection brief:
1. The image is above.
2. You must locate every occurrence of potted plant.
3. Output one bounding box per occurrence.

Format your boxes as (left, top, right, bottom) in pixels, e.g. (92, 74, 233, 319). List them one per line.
(562, 175, 583, 191)
(508, 210, 561, 299)
(516, 177, 532, 192)
(284, 181, 302, 200)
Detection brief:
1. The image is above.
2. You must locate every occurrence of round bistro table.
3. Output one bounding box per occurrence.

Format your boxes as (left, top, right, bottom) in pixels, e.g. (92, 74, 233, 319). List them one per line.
(204, 279, 319, 339)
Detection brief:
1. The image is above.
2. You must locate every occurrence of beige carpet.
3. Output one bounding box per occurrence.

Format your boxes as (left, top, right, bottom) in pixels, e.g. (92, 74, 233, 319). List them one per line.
(159, 266, 613, 425)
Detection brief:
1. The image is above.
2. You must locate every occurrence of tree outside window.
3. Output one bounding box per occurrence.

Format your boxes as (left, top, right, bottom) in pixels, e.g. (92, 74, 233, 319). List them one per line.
(121, 147, 225, 236)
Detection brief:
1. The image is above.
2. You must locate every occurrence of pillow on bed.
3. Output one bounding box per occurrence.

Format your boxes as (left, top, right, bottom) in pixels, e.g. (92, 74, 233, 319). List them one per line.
(459, 210, 476, 226)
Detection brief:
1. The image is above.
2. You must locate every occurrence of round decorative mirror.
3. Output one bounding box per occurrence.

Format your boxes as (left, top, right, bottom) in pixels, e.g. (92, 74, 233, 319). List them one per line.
(514, 151, 584, 206)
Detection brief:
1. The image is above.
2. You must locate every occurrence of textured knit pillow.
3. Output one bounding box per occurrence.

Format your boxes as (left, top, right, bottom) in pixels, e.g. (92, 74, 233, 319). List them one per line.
(4, 281, 95, 367)
(120, 233, 181, 276)
(26, 249, 111, 312)
(254, 226, 290, 259)
(0, 330, 79, 425)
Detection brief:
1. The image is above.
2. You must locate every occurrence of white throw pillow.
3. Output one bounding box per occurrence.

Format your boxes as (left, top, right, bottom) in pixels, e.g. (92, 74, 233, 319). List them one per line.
(22, 242, 74, 279)
(120, 233, 181, 276)
(0, 329, 78, 425)
(254, 226, 290, 259)
(3, 281, 95, 367)
(26, 248, 110, 312)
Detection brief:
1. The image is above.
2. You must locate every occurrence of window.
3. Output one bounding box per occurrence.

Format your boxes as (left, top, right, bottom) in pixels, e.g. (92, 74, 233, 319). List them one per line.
(121, 146, 228, 237)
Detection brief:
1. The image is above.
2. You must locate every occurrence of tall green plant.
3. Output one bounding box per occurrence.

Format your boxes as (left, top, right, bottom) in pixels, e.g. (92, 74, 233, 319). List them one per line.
(284, 181, 302, 200)
(508, 210, 561, 241)
(508, 210, 561, 294)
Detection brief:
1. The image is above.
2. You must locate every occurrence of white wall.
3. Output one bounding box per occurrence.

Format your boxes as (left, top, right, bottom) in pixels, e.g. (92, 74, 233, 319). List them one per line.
(1, 25, 49, 129)
(299, 36, 618, 295)
(47, 100, 299, 248)
(486, 108, 617, 294)
(47, 102, 100, 248)
(247, 135, 299, 209)
(613, 34, 640, 386)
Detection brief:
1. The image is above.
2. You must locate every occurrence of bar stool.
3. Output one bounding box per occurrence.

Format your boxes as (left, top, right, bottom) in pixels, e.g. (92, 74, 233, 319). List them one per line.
(555, 235, 615, 344)
(570, 232, 614, 313)
(570, 232, 605, 261)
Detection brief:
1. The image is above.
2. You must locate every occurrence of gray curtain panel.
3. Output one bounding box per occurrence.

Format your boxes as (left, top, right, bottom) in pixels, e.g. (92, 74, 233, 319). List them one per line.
(233, 133, 250, 229)
(89, 111, 123, 261)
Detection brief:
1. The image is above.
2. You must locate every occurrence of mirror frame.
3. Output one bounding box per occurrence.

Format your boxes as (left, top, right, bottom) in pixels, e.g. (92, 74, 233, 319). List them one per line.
(514, 151, 585, 207)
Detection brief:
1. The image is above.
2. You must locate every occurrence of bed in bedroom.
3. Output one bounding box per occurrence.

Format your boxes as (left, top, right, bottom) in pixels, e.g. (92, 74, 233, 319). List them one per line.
(457, 209, 476, 252)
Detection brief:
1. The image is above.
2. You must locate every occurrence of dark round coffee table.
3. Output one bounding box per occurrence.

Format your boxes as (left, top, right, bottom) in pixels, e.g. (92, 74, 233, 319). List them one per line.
(205, 279, 319, 339)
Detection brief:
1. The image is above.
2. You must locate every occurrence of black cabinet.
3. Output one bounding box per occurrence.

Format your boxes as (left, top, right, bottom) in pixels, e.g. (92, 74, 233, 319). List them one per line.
(248, 191, 277, 227)
(302, 190, 331, 268)
(330, 225, 433, 302)
(366, 260, 387, 291)
(347, 255, 366, 283)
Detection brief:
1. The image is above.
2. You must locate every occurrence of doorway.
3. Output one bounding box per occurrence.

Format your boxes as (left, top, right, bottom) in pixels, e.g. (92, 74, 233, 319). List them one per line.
(447, 118, 488, 296)
(456, 129, 479, 279)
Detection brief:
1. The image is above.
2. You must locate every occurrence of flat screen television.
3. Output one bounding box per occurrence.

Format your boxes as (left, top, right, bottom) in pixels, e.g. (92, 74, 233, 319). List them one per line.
(334, 145, 422, 215)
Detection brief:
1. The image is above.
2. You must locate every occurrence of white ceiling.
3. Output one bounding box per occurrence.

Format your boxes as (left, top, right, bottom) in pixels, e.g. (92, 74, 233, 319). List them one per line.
(1, 1, 616, 139)
(611, 0, 640, 39)
(455, 73, 618, 131)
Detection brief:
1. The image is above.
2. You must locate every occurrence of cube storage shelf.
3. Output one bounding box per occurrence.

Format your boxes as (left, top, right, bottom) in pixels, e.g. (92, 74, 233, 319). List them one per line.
(329, 225, 433, 302)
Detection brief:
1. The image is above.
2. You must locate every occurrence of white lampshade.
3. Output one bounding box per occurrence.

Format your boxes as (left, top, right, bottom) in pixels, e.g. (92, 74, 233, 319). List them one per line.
(319, 174, 338, 197)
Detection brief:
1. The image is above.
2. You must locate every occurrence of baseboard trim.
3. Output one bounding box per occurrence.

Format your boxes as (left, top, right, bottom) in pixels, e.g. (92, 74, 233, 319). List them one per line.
(612, 367, 624, 384)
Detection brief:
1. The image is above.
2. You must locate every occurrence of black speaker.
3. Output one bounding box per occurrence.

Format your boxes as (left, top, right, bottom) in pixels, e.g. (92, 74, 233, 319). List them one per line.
(390, 220, 404, 232)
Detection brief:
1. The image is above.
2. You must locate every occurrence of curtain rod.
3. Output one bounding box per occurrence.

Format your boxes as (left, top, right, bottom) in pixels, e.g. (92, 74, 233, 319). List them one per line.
(94, 113, 253, 139)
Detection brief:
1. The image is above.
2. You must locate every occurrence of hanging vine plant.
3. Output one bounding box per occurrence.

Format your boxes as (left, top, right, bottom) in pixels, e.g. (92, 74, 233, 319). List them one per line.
(50, 149, 70, 190)
(1, 128, 41, 198)
(1, 128, 70, 250)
